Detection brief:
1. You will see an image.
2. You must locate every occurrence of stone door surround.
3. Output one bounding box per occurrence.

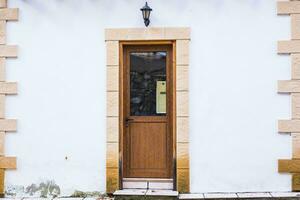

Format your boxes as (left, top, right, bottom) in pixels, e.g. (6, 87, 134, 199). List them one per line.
(105, 27, 190, 193)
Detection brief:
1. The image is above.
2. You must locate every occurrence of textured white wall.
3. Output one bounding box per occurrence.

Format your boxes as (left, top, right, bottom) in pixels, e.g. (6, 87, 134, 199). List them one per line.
(3, 0, 291, 196)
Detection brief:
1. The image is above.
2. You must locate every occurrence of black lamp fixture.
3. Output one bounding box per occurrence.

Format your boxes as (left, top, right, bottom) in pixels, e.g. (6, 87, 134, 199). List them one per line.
(140, 2, 152, 27)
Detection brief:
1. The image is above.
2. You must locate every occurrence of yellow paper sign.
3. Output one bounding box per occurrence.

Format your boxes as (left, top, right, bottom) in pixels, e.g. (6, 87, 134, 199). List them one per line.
(156, 81, 166, 114)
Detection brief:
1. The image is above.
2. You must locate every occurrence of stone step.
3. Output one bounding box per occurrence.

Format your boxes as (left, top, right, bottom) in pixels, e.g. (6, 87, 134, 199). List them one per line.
(114, 189, 178, 200)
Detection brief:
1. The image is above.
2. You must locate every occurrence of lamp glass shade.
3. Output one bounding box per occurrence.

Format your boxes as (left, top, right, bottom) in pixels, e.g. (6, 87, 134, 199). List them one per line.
(143, 9, 151, 19)
(141, 2, 152, 20)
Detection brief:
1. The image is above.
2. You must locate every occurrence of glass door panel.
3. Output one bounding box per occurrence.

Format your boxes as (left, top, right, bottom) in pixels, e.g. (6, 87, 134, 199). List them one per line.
(130, 51, 167, 116)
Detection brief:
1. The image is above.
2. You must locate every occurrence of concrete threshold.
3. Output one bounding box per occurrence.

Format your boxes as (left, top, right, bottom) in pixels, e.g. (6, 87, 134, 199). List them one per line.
(114, 189, 178, 200)
(114, 189, 178, 196)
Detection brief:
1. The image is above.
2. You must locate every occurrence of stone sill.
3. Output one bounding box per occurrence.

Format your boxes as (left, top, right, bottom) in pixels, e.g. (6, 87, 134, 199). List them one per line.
(180, 192, 300, 199)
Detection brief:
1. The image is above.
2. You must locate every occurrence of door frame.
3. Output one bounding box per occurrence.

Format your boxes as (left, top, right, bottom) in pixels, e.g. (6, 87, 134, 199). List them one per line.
(105, 27, 190, 193)
(119, 41, 177, 189)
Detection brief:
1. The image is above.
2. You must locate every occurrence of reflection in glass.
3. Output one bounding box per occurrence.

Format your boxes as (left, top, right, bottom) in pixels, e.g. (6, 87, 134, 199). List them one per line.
(130, 51, 167, 116)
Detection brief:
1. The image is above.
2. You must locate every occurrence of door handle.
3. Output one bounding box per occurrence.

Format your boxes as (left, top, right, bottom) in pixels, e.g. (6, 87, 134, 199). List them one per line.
(125, 118, 134, 127)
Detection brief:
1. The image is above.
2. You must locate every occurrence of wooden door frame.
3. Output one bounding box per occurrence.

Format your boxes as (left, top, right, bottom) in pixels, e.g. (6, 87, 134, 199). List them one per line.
(119, 40, 177, 190)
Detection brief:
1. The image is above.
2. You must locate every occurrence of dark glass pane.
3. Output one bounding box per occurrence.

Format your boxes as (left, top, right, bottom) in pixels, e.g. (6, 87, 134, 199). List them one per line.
(130, 51, 167, 116)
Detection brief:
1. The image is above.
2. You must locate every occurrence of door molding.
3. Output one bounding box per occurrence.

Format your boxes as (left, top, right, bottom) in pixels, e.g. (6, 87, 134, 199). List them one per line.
(105, 27, 190, 193)
(121, 44, 174, 179)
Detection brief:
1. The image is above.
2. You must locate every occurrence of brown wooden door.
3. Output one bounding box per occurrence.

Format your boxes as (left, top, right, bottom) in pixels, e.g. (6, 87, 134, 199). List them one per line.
(122, 44, 173, 178)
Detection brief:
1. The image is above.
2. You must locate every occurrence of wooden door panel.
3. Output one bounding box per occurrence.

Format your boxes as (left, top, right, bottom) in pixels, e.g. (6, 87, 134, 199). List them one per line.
(130, 122, 167, 170)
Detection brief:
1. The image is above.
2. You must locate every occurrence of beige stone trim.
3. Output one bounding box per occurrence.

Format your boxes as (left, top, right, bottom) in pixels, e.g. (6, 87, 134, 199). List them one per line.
(177, 168, 189, 193)
(278, 40, 300, 54)
(0, 156, 16, 169)
(292, 54, 300, 80)
(0, 8, 18, 21)
(293, 174, 300, 191)
(292, 14, 300, 40)
(177, 142, 189, 169)
(105, 27, 190, 193)
(292, 94, 300, 119)
(0, 21, 5, 45)
(175, 38, 190, 193)
(105, 27, 190, 41)
(107, 117, 119, 143)
(279, 159, 300, 173)
(176, 90, 189, 191)
(106, 37, 120, 196)
(0, 132, 4, 156)
(106, 91, 119, 117)
(278, 120, 300, 133)
(106, 39, 120, 194)
(0, 58, 5, 82)
(0, 3, 4, 198)
(106, 41, 119, 66)
(0, 95, 4, 119)
(0, 0, 18, 194)
(0, 119, 16, 132)
(106, 167, 119, 194)
(177, 91, 189, 117)
(176, 40, 189, 65)
(278, 80, 300, 93)
(177, 117, 189, 143)
(107, 66, 119, 91)
(106, 142, 119, 168)
(278, 1, 300, 15)
(292, 133, 300, 159)
(164, 28, 190, 40)
(284, 0, 300, 191)
(0, 0, 6, 8)
(176, 65, 189, 91)
(0, 45, 17, 57)
(0, 82, 17, 94)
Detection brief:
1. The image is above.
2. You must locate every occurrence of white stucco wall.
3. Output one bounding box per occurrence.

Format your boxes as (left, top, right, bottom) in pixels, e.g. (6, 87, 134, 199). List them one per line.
(3, 0, 291, 196)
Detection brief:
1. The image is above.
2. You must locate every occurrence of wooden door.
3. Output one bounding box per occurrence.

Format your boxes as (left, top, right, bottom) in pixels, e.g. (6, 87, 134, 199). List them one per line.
(122, 44, 173, 178)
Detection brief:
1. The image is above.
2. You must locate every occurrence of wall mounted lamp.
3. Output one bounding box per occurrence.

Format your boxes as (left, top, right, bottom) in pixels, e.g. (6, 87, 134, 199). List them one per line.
(140, 2, 152, 27)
